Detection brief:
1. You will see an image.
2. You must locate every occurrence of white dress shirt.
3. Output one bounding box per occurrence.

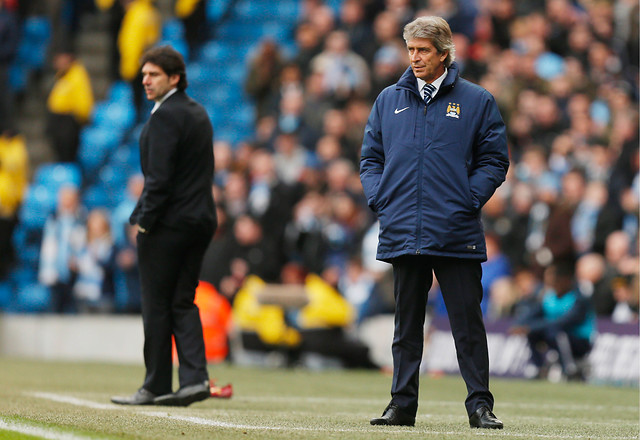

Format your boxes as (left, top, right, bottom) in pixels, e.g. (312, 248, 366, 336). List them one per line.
(151, 88, 178, 114)
(416, 68, 448, 100)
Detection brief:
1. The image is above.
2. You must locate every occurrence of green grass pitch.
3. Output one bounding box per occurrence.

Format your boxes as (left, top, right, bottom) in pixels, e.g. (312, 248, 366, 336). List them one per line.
(0, 357, 637, 439)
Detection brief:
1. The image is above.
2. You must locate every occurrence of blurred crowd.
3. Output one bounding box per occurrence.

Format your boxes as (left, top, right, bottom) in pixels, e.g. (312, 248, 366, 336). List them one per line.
(0, 0, 638, 345)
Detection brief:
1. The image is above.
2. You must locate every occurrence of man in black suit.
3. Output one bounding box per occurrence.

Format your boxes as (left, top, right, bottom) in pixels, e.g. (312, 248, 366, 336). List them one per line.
(111, 45, 217, 407)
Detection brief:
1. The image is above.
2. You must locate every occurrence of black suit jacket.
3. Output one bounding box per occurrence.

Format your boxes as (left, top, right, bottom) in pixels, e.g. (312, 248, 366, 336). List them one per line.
(130, 90, 216, 233)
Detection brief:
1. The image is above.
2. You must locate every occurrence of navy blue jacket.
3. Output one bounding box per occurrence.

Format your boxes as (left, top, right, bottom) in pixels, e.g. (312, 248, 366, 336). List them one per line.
(360, 62, 509, 261)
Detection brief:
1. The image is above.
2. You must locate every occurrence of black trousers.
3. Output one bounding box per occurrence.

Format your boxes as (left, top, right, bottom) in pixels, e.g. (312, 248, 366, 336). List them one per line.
(136, 223, 212, 395)
(390, 255, 494, 417)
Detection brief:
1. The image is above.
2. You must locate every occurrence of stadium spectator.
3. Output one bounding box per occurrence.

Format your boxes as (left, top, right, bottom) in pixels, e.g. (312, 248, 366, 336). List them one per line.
(45, 50, 94, 162)
(0, 1, 19, 132)
(174, 0, 207, 53)
(117, 0, 160, 120)
(575, 252, 611, 316)
(94, 0, 126, 81)
(0, 130, 28, 279)
(338, 255, 376, 323)
(337, 0, 374, 60)
(542, 168, 587, 266)
(245, 39, 286, 121)
(310, 29, 370, 103)
(510, 260, 596, 382)
(290, 263, 378, 369)
(480, 233, 512, 316)
(71, 208, 115, 313)
(216, 214, 283, 300)
(610, 274, 639, 324)
(114, 223, 140, 313)
(507, 268, 544, 322)
(38, 185, 87, 313)
(110, 173, 143, 247)
(598, 231, 639, 316)
(292, 21, 323, 77)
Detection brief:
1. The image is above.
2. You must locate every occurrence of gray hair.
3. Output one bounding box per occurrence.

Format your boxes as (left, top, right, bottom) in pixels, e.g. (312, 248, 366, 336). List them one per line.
(403, 16, 456, 68)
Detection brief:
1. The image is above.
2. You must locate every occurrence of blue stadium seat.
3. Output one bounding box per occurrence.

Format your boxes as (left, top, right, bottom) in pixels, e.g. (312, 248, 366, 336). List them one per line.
(157, 38, 189, 63)
(162, 18, 185, 40)
(92, 101, 136, 131)
(19, 184, 58, 230)
(78, 126, 122, 173)
(24, 16, 51, 42)
(186, 62, 209, 85)
(8, 265, 37, 289)
(8, 63, 28, 92)
(82, 184, 112, 210)
(0, 281, 13, 309)
(21, 16, 51, 68)
(13, 283, 51, 313)
(216, 22, 265, 42)
(110, 144, 138, 169)
(15, 243, 40, 266)
(34, 163, 82, 190)
(98, 164, 129, 195)
(206, 0, 229, 22)
(106, 81, 133, 105)
(198, 41, 245, 64)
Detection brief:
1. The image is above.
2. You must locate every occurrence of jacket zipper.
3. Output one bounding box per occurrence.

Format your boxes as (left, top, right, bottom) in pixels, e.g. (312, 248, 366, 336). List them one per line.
(416, 99, 427, 255)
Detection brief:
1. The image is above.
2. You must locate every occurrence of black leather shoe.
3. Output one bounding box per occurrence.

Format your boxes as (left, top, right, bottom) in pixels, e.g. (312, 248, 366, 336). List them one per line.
(370, 403, 415, 426)
(154, 380, 210, 407)
(469, 406, 503, 429)
(111, 388, 157, 405)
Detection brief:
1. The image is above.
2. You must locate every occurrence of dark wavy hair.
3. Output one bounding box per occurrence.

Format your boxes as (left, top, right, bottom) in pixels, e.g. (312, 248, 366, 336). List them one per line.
(140, 45, 188, 91)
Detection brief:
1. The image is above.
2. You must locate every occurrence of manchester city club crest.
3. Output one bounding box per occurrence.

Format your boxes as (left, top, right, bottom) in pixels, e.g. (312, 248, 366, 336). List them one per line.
(446, 102, 460, 118)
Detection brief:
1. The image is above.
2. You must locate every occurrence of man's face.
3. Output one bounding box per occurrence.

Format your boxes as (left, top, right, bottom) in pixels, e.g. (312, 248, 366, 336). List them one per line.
(141, 62, 179, 102)
(406, 37, 447, 82)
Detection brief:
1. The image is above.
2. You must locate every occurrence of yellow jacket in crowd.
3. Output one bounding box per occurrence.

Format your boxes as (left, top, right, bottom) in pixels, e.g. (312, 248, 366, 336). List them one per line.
(233, 275, 302, 347)
(94, 0, 115, 11)
(297, 274, 355, 329)
(233, 274, 356, 346)
(0, 133, 29, 218)
(118, 0, 161, 81)
(46, 61, 94, 124)
(174, 0, 202, 18)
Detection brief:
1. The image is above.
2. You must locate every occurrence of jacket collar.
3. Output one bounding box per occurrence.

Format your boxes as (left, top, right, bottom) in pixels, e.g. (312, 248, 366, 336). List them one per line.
(396, 61, 459, 97)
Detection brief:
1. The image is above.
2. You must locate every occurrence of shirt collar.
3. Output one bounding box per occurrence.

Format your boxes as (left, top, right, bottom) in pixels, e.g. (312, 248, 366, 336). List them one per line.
(416, 67, 447, 98)
(151, 88, 178, 114)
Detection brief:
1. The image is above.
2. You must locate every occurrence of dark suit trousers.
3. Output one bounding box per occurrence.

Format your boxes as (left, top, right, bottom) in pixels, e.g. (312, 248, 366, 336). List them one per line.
(390, 255, 494, 417)
(137, 224, 212, 395)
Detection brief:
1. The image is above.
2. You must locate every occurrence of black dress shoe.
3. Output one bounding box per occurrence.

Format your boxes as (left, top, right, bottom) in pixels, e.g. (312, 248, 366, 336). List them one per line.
(154, 380, 210, 407)
(469, 406, 503, 429)
(111, 388, 157, 405)
(370, 403, 415, 426)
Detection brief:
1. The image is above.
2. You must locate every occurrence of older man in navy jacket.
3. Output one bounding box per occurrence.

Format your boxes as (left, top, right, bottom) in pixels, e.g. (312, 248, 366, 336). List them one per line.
(361, 16, 509, 429)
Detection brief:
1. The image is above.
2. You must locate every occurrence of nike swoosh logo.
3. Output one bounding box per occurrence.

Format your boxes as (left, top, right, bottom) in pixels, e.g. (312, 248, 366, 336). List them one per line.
(394, 107, 410, 114)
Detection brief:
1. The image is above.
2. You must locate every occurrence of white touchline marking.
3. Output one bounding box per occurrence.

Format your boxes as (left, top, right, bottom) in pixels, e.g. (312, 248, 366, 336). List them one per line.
(0, 418, 93, 440)
(31, 392, 115, 410)
(27, 392, 639, 440)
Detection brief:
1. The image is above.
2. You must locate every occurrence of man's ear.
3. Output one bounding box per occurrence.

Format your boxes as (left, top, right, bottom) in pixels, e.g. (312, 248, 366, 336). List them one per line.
(169, 74, 180, 88)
